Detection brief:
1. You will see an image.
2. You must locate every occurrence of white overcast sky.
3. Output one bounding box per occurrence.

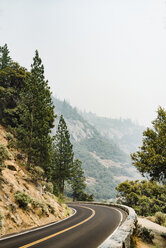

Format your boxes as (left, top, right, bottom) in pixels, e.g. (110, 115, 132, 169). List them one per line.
(0, 0, 166, 126)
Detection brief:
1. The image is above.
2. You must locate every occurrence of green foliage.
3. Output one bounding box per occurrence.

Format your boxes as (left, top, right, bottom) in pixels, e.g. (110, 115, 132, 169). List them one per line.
(74, 143, 120, 199)
(0, 44, 11, 69)
(53, 97, 135, 200)
(0, 144, 11, 173)
(57, 194, 66, 204)
(14, 191, 32, 209)
(16, 153, 25, 161)
(0, 144, 11, 162)
(131, 107, 166, 184)
(76, 191, 94, 201)
(52, 99, 84, 122)
(136, 225, 154, 243)
(47, 203, 55, 214)
(64, 205, 70, 216)
(31, 199, 48, 215)
(6, 132, 14, 141)
(16, 50, 55, 172)
(69, 159, 86, 201)
(0, 61, 28, 127)
(80, 133, 127, 162)
(0, 209, 4, 228)
(29, 166, 45, 181)
(6, 132, 16, 149)
(155, 212, 166, 226)
(1, 45, 129, 200)
(7, 204, 17, 214)
(42, 181, 54, 194)
(116, 180, 166, 216)
(52, 181, 60, 196)
(82, 111, 144, 155)
(52, 115, 74, 194)
(161, 233, 166, 240)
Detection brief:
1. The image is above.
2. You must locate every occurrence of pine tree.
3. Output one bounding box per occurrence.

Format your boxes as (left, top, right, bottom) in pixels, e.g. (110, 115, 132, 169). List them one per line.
(70, 159, 86, 201)
(116, 180, 166, 216)
(52, 115, 74, 194)
(0, 51, 27, 126)
(0, 44, 11, 69)
(17, 50, 55, 170)
(131, 106, 166, 184)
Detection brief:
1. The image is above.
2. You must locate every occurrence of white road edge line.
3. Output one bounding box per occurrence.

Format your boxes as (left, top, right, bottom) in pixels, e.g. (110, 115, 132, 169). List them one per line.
(98, 207, 123, 248)
(80, 203, 123, 246)
(0, 207, 77, 241)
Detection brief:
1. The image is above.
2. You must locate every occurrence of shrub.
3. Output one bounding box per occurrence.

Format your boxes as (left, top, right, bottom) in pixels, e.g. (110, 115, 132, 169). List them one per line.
(52, 182, 60, 196)
(6, 132, 14, 141)
(155, 212, 166, 226)
(0, 210, 4, 228)
(0, 144, 11, 173)
(17, 153, 25, 160)
(7, 203, 17, 213)
(161, 233, 166, 240)
(136, 225, 154, 243)
(29, 166, 45, 181)
(0, 144, 11, 161)
(32, 199, 48, 215)
(42, 182, 54, 194)
(58, 194, 65, 204)
(6, 132, 15, 148)
(47, 204, 55, 214)
(65, 205, 70, 217)
(0, 175, 8, 185)
(14, 191, 31, 209)
(116, 180, 166, 216)
(75, 191, 94, 201)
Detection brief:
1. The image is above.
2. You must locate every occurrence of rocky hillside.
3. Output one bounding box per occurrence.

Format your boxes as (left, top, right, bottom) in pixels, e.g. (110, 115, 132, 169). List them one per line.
(81, 112, 145, 155)
(0, 125, 70, 237)
(52, 98, 142, 200)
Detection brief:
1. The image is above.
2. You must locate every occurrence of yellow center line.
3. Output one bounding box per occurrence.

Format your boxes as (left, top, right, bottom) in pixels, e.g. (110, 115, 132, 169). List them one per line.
(19, 205, 95, 248)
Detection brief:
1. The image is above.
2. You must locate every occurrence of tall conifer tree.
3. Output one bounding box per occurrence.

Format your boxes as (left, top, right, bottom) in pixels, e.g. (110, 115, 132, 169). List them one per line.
(0, 44, 27, 126)
(70, 159, 86, 201)
(0, 44, 11, 69)
(52, 115, 74, 194)
(17, 50, 55, 170)
(131, 106, 166, 184)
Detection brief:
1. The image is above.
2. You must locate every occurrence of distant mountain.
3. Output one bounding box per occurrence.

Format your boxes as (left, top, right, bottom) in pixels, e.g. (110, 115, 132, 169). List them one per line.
(52, 97, 142, 200)
(81, 112, 145, 155)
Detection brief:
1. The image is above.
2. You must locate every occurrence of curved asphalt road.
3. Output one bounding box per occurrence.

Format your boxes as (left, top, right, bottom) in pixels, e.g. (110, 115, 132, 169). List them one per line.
(0, 203, 124, 248)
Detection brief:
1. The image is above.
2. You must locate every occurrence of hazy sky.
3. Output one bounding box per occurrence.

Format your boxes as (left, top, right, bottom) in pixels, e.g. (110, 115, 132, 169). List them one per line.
(1, 0, 166, 126)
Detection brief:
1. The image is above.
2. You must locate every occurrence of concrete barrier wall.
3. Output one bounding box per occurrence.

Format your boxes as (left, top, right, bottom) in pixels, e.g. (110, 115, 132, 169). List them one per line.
(77, 202, 137, 248)
(99, 203, 136, 248)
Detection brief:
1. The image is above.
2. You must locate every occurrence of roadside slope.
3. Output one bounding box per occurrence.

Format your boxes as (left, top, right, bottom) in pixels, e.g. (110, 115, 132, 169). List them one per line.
(0, 125, 69, 237)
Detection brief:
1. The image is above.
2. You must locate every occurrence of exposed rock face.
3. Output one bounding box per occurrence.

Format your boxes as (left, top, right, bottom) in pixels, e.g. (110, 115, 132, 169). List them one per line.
(81, 112, 144, 155)
(66, 120, 94, 142)
(86, 177, 97, 186)
(90, 152, 122, 168)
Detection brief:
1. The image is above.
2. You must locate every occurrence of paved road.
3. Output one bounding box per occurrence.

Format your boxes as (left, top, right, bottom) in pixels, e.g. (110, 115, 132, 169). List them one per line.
(0, 203, 124, 248)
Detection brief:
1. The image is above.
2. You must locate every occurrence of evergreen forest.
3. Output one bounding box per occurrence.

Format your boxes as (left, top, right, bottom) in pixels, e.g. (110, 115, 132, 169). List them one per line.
(0, 44, 92, 202)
